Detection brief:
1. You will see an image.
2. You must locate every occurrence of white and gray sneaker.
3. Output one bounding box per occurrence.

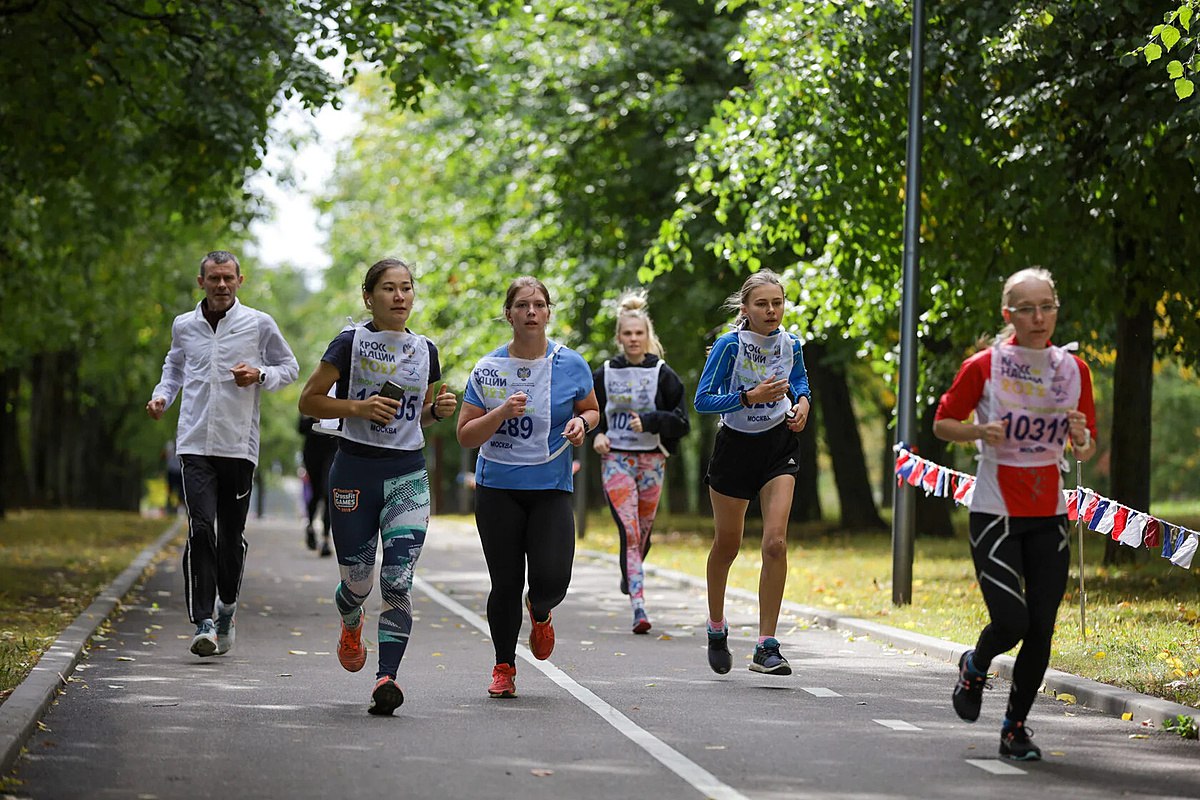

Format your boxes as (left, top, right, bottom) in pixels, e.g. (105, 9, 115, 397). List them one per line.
(190, 619, 218, 657)
(215, 600, 237, 655)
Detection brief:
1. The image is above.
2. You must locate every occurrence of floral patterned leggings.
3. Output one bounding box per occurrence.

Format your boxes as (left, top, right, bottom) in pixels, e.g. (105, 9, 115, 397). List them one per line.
(601, 451, 666, 611)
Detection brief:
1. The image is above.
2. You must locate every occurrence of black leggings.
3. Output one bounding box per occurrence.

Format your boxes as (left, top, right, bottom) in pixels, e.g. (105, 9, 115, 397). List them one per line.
(475, 485, 575, 666)
(968, 512, 1070, 723)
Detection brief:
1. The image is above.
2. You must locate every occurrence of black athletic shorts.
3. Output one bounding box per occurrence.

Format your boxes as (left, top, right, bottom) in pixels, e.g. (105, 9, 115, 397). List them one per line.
(704, 422, 800, 500)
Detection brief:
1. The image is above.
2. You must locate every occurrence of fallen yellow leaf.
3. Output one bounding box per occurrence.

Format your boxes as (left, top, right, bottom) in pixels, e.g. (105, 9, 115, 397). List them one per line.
(1057, 693, 1077, 705)
(1122, 712, 1133, 721)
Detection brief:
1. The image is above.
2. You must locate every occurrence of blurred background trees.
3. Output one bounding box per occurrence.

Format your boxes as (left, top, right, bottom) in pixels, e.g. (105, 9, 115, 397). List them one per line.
(3, 0, 1198, 539)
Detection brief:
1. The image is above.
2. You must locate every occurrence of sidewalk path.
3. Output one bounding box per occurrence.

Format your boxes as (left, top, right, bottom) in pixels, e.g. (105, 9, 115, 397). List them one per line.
(4, 515, 1198, 800)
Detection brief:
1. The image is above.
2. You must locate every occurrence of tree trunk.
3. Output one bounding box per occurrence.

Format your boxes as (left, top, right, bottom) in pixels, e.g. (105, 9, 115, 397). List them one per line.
(914, 400, 955, 537)
(0, 368, 12, 517)
(1106, 272, 1154, 565)
(791, 402, 822, 523)
(805, 341, 885, 530)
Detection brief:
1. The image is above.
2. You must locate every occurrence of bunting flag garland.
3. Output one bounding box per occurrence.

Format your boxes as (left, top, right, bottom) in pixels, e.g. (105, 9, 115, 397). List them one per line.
(1161, 525, 1176, 560)
(1171, 533, 1198, 569)
(922, 463, 941, 494)
(892, 445, 1196, 572)
(1109, 505, 1129, 540)
(1095, 500, 1120, 535)
(1118, 511, 1146, 548)
(1144, 517, 1162, 548)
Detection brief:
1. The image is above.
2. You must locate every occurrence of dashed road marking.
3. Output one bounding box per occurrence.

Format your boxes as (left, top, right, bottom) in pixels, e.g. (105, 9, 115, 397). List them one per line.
(965, 759, 1027, 775)
(802, 687, 842, 697)
(873, 719, 922, 731)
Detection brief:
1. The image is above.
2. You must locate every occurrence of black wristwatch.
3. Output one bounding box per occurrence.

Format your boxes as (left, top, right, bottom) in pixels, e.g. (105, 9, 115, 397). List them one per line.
(574, 414, 591, 433)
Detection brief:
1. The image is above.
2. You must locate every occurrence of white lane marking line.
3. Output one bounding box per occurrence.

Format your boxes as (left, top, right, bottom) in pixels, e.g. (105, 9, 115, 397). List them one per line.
(415, 576, 750, 800)
(873, 719, 922, 731)
(965, 759, 1027, 775)
(802, 687, 842, 697)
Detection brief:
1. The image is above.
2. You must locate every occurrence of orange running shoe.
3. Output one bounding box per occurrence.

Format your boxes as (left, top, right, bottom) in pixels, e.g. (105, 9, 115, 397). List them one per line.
(368, 676, 404, 716)
(337, 612, 367, 673)
(488, 663, 517, 698)
(525, 595, 555, 660)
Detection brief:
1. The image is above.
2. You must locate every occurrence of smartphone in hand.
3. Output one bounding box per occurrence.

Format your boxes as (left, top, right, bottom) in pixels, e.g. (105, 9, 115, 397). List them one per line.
(379, 381, 405, 401)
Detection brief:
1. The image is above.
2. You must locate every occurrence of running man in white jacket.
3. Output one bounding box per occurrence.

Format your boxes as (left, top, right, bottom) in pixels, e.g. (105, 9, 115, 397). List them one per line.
(147, 250, 298, 657)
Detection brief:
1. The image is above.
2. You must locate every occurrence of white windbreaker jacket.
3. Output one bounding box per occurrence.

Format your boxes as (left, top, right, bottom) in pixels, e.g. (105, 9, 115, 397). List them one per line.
(151, 300, 298, 466)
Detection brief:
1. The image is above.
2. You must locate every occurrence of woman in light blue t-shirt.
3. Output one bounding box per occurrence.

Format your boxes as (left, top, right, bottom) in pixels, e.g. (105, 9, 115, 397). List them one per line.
(457, 276, 599, 699)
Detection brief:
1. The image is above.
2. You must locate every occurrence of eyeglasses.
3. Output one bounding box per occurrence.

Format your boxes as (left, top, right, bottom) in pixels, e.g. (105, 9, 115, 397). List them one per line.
(1005, 303, 1059, 317)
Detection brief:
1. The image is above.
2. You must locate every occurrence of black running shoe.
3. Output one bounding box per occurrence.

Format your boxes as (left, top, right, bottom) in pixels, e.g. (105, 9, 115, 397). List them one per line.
(707, 625, 732, 674)
(305, 523, 317, 551)
(999, 722, 1041, 761)
(368, 676, 405, 716)
(952, 649, 988, 722)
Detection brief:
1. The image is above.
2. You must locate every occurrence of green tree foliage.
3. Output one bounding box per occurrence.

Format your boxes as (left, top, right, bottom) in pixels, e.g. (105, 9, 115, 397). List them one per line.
(1133, 1, 1199, 99)
(646, 0, 1200, 532)
(324, 0, 749, 375)
(0, 0, 497, 512)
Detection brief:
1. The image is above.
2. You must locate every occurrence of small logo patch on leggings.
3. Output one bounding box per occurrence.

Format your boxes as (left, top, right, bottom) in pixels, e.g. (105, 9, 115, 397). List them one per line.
(332, 488, 360, 512)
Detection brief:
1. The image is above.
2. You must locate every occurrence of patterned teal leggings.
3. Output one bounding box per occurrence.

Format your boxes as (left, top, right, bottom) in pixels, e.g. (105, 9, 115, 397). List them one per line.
(328, 451, 430, 680)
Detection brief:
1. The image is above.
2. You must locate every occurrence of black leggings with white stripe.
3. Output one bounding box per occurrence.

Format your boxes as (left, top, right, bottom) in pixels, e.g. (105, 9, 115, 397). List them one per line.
(968, 512, 1070, 723)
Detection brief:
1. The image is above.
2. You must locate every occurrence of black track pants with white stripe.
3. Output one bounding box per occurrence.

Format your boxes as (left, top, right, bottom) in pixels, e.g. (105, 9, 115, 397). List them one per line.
(968, 512, 1070, 723)
(180, 454, 255, 624)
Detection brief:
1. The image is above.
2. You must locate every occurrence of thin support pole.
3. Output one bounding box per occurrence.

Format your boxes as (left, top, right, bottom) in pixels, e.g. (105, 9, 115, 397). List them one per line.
(1076, 459, 1087, 643)
(891, 0, 926, 606)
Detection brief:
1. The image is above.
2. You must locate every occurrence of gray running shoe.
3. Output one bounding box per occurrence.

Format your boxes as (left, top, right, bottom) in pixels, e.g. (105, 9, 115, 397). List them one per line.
(215, 601, 236, 655)
(190, 619, 217, 657)
(749, 637, 792, 675)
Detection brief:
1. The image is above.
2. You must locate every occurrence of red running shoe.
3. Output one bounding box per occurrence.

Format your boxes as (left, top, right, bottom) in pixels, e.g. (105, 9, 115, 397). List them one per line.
(337, 612, 366, 673)
(525, 595, 555, 660)
(488, 663, 517, 698)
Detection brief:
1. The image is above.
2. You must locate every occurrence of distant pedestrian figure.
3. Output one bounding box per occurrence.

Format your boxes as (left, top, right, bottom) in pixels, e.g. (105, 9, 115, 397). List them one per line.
(147, 250, 299, 659)
(456, 276, 599, 699)
(934, 267, 1097, 761)
(163, 438, 184, 515)
(298, 258, 456, 716)
(298, 414, 338, 556)
(591, 290, 690, 634)
(694, 270, 811, 677)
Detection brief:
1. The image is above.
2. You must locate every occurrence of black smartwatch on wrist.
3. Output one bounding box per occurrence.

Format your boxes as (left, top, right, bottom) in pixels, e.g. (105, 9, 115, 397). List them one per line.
(739, 390, 750, 407)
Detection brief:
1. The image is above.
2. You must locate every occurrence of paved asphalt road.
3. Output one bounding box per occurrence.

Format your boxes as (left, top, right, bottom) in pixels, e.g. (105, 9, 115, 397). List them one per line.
(8, 515, 1200, 800)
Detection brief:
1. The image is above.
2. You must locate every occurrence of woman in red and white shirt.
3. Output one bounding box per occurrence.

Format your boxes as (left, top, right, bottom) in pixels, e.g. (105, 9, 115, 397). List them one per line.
(933, 267, 1097, 762)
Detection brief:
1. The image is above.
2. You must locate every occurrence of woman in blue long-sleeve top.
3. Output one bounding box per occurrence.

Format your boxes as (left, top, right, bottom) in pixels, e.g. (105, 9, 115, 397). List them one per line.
(693, 269, 811, 677)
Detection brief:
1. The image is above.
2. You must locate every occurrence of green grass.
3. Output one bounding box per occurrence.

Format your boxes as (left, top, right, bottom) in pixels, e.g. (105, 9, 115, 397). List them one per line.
(0, 510, 174, 703)
(573, 509, 1200, 709)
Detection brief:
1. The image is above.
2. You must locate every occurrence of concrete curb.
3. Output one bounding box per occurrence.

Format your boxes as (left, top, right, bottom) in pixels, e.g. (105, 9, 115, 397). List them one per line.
(1, 519, 183, 776)
(579, 548, 1200, 729)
